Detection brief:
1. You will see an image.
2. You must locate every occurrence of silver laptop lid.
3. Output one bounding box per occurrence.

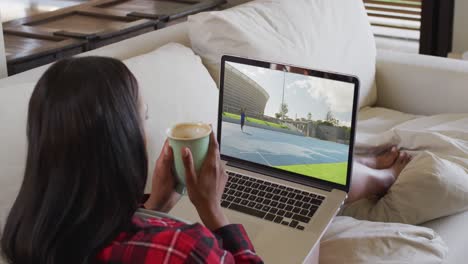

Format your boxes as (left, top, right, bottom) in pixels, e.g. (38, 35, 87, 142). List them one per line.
(217, 56, 359, 192)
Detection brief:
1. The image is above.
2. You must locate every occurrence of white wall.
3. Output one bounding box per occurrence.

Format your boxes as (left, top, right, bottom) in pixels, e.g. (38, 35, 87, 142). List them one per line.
(453, 0, 468, 54)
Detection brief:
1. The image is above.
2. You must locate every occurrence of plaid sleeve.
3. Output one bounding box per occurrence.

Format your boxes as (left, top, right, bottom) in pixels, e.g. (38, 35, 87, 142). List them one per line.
(182, 224, 263, 264)
(212, 224, 263, 263)
(96, 217, 263, 264)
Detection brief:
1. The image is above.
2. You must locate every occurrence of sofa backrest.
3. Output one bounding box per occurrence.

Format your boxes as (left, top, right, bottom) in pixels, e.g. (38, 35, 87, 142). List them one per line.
(0, 82, 35, 228)
(188, 0, 378, 109)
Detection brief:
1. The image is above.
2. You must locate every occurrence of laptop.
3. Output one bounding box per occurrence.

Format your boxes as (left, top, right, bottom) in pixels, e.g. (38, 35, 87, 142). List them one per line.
(170, 55, 359, 263)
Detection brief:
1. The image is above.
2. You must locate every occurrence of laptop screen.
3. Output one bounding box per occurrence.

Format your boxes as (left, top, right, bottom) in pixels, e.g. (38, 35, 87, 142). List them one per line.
(219, 57, 358, 187)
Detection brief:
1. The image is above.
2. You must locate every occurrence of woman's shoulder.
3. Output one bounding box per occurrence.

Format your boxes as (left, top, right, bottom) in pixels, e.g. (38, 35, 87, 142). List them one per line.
(96, 215, 217, 263)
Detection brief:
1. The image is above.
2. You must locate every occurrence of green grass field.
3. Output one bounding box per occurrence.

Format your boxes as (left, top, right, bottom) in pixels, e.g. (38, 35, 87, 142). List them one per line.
(223, 112, 289, 130)
(275, 162, 348, 185)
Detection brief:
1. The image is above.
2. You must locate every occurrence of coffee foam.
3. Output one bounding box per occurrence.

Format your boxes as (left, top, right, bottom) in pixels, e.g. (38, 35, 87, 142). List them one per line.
(169, 123, 211, 139)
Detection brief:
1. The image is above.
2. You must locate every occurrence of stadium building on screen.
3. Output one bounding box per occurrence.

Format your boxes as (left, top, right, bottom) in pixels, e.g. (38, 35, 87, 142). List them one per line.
(223, 63, 269, 117)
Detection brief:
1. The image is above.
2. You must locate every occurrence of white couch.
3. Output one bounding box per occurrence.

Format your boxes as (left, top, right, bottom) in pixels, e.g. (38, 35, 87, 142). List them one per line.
(1, 7, 468, 264)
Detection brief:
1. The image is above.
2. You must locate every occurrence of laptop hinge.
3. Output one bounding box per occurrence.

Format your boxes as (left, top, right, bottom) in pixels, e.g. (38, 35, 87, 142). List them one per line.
(226, 161, 334, 192)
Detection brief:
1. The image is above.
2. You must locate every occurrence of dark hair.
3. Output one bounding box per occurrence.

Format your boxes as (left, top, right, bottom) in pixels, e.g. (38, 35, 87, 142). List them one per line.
(1, 57, 148, 264)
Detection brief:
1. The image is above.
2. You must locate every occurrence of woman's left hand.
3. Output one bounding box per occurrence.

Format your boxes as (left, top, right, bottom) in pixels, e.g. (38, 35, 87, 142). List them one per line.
(144, 139, 181, 212)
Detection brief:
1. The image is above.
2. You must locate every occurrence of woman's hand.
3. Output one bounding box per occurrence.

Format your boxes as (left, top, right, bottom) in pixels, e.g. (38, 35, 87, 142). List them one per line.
(144, 140, 181, 213)
(182, 131, 229, 230)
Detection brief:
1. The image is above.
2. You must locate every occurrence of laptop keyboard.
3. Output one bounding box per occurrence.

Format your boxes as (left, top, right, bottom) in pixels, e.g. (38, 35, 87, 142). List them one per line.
(221, 171, 326, 231)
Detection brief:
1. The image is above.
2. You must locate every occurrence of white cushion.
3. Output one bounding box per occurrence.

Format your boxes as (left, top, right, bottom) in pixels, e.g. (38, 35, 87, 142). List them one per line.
(188, 0, 377, 108)
(0, 82, 35, 227)
(343, 152, 468, 225)
(321, 216, 448, 264)
(353, 107, 468, 263)
(123, 43, 219, 191)
(423, 210, 468, 264)
(343, 108, 468, 225)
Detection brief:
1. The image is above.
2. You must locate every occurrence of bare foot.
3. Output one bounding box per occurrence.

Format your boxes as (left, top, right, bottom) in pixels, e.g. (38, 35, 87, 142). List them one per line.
(372, 152, 412, 197)
(347, 153, 412, 203)
(355, 146, 399, 169)
(388, 152, 412, 180)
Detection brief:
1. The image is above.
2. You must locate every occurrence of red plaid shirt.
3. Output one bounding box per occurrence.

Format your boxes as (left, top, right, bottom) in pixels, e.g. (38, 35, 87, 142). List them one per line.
(96, 214, 263, 263)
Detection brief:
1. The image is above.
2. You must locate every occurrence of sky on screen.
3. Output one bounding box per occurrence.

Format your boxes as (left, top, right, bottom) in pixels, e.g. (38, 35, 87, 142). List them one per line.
(228, 62, 354, 126)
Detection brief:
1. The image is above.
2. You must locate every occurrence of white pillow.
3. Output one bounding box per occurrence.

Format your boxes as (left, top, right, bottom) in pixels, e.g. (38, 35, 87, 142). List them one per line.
(0, 83, 35, 227)
(123, 43, 219, 191)
(321, 216, 448, 264)
(188, 0, 377, 108)
(342, 151, 468, 225)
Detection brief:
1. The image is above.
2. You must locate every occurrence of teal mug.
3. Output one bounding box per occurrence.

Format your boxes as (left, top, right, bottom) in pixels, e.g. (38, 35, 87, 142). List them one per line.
(167, 122, 211, 194)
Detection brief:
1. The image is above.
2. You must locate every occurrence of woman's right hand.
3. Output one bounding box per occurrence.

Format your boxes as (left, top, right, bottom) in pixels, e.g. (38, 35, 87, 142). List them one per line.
(182, 131, 229, 231)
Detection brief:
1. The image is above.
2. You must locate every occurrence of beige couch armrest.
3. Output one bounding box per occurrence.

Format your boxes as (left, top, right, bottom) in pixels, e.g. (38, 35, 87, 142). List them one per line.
(375, 49, 468, 115)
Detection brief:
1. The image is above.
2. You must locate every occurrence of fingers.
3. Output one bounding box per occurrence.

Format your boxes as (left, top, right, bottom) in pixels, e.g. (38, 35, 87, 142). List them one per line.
(220, 166, 228, 186)
(160, 139, 169, 156)
(182, 147, 197, 186)
(156, 140, 173, 171)
(155, 140, 173, 174)
(162, 140, 173, 163)
(208, 131, 221, 164)
(155, 140, 166, 167)
(209, 130, 219, 152)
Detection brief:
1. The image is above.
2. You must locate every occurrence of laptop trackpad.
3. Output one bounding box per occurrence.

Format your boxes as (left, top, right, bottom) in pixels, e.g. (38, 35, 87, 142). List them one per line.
(224, 209, 263, 238)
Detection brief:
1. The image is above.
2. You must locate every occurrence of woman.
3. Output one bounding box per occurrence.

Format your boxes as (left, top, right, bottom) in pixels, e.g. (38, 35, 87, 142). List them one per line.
(0, 57, 263, 264)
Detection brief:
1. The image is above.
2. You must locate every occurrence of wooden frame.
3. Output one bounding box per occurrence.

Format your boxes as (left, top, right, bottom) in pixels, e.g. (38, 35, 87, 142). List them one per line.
(4, 30, 86, 75)
(93, 0, 226, 22)
(3, 0, 226, 75)
(5, 30, 85, 62)
(419, 0, 455, 57)
(4, 7, 158, 49)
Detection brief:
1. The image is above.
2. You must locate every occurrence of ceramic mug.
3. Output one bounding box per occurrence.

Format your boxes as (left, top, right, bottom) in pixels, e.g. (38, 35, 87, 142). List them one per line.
(167, 122, 211, 194)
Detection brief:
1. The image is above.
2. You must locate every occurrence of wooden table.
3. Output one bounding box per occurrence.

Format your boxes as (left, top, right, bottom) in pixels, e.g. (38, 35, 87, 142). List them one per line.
(3, 0, 226, 75)
(0, 0, 87, 23)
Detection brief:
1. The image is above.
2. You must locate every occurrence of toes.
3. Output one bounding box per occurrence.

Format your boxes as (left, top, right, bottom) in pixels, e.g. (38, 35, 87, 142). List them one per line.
(388, 146, 398, 155)
(406, 154, 412, 163)
(398, 152, 412, 165)
(398, 153, 406, 163)
(390, 147, 399, 159)
(384, 146, 399, 161)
